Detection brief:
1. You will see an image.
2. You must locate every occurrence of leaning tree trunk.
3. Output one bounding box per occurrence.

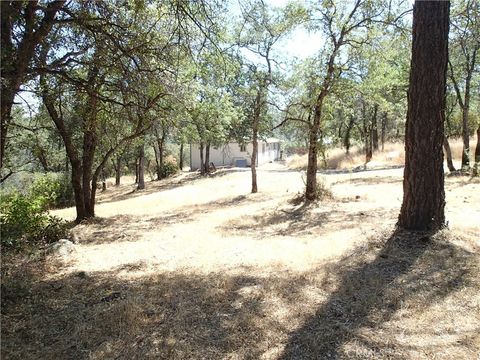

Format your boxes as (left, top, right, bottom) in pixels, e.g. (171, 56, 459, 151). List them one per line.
(398, 0, 448, 230)
(443, 136, 456, 172)
(137, 145, 145, 190)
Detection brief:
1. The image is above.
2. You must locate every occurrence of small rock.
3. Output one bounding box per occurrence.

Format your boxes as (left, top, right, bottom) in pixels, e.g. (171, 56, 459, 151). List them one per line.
(46, 239, 76, 259)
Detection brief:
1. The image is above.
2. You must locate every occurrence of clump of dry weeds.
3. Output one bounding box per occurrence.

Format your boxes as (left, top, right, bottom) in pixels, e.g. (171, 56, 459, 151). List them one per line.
(287, 138, 477, 171)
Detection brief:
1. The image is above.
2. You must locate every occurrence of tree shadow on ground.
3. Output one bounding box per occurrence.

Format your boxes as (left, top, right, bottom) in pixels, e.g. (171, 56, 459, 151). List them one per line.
(279, 229, 480, 359)
(96, 168, 250, 206)
(75, 194, 257, 245)
(331, 176, 402, 186)
(95, 172, 203, 205)
(219, 200, 393, 239)
(1, 230, 478, 359)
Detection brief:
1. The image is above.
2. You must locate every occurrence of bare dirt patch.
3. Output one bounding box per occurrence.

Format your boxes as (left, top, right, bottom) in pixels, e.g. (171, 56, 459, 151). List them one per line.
(2, 163, 479, 359)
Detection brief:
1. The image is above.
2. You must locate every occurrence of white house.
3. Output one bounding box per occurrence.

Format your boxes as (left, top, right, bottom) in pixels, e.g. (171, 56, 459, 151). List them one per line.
(189, 138, 281, 170)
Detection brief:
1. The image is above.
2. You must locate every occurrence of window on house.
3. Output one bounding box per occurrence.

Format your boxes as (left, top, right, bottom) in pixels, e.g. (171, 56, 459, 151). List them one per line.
(240, 144, 246, 152)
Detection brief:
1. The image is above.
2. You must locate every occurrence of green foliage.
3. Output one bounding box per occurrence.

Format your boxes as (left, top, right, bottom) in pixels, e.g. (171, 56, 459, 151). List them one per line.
(0, 191, 69, 250)
(29, 173, 74, 209)
(161, 155, 179, 178)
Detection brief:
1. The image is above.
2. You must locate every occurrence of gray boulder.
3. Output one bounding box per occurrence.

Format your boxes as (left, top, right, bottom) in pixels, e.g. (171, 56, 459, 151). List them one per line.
(46, 239, 76, 259)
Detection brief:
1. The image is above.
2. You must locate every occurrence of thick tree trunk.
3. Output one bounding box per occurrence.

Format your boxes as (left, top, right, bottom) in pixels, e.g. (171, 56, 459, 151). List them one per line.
(199, 143, 205, 175)
(372, 104, 379, 151)
(306, 102, 323, 200)
(398, 0, 448, 230)
(443, 136, 456, 172)
(71, 162, 86, 223)
(137, 145, 145, 190)
(205, 143, 210, 174)
(179, 143, 184, 170)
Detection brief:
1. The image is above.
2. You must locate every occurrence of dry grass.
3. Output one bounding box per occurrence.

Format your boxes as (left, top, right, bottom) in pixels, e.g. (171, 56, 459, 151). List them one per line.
(2, 163, 479, 359)
(287, 138, 477, 171)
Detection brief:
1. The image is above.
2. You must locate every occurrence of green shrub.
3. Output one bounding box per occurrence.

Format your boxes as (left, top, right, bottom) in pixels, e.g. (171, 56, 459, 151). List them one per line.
(29, 173, 74, 209)
(0, 191, 69, 250)
(161, 155, 179, 178)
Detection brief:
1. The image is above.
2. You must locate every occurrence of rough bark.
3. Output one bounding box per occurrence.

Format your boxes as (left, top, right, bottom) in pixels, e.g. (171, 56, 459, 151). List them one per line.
(137, 145, 145, 190)
(305, 110, 319, 200)
(443, 136, 456, 172)
(398, 0, 449, 230)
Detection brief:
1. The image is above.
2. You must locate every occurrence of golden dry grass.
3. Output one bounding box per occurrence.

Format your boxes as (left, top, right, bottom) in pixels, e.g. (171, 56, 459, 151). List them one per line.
(287, 138, 477, 171)
(2, 163, 479, 359)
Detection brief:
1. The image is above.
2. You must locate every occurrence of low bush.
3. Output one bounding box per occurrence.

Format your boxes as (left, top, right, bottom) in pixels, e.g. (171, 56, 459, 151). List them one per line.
(29, 173, 74, 209)
(161, 155, 179, 178)
(0, 191, 69, 250)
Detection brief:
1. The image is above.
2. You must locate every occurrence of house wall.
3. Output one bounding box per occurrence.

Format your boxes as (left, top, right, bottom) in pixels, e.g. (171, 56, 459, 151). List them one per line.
(190, 141, 280, 170)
